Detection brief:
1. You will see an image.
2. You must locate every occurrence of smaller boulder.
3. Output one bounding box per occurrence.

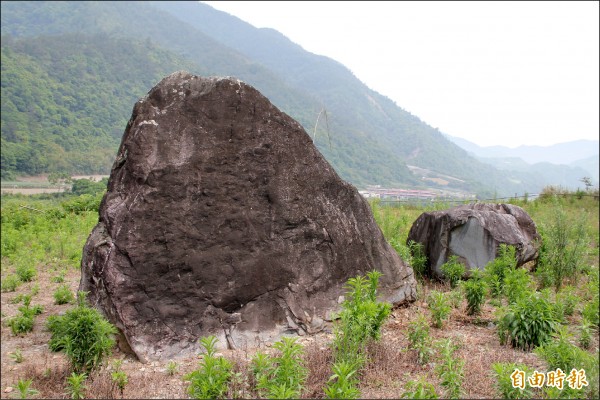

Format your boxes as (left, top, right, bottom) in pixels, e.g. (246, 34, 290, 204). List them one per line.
(407, 203, 540, 278)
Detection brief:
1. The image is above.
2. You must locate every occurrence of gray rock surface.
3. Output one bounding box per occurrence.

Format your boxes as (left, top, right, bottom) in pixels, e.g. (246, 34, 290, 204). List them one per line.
(407, 203, 540, 278)
(80, 71, 417, 362)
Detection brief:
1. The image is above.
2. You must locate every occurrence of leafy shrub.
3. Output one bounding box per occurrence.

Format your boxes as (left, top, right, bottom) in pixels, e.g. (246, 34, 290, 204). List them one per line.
(427, 290, 451, 328)
(579, 319, 592, 349)
(185, 336, 232, 399)
(7, 299, 43, 336)
(503, 267, 533, 304)
(61, 192, 104, 214)
(10, 378, 39, 400)
(406, 313, 433, 365)
(537, 204, 588, 291)
(447, 288, 463, 309)
(401, 376, 438, 399)
(66, 372, 87, 400)
(53, 285, 75, 305)
(582, 295, 599, 327)
(440, 255, 465, 288)
(408, 240, 428, 280)
(491, 362, 534, 399)
(462, 271, 487, 315)
(47, 292, 116, 372)
(435, 339, 463, 399)
(15, 264, 36, 282)
(497, 292, 556, 350)
(252, 337, 307, 399)
(324, 360, 360, 399)
(484, 244, 517, 297)
(1, 274, 21, 292)
(333, 270, 391, 366)
(111, 370, 128, 397)
(556, 286, 579, 316)
(535, 326, 595, 373)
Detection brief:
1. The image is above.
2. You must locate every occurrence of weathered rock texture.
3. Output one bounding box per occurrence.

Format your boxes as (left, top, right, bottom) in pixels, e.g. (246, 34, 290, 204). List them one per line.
(407, 203, 540, 278)
(80, 71, 416, 362)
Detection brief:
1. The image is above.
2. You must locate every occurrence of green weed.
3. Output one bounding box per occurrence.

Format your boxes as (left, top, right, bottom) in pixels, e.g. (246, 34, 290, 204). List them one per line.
(323, 360, 360, 399)
(406, 313, 433, 365)
(10, 378, 39, 399)
(440, 255, 465, 288)
(184, 336, 232, 399)
(427, 290, 451, 328)
(491, 362, 534, 399)
(47, 291, 116, 372)
(66, 372, 87, 399)
(497, 292, 556, 350)
(462, 270, 487, 315)
(401, 376, 438, 399)
(53, 284, 75, 305)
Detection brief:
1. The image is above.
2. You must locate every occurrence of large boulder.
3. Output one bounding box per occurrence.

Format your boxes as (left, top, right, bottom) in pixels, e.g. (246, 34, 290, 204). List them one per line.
(407, 203, 540, 278)
(80, 71, 417, 362)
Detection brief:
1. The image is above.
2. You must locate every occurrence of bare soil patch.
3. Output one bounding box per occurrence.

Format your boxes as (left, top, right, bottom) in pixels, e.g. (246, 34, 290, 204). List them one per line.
(1, 272, 598, 399)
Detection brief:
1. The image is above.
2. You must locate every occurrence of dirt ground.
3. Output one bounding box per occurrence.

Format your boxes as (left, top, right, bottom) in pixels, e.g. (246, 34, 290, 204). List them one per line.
(1, 267, 598, 399)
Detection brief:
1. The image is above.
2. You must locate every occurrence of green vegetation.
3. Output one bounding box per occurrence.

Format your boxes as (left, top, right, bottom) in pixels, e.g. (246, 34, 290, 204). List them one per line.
(332, 270, 391, 367)
(491, 363, 534, 399)
(401, 376, 439, 399)
(10, 378, 39, 400)
(65, 372, 87, 400)
(53, 284, 75, 305)
(1, 188, 598, 398)
(185, 336, 233, 399)
(440, 255, 466, 288)
(427, 290, 451, 328)
(47, 291, 117, 372)
(435, 339, 464, 399)
(406, 313, 434, 365)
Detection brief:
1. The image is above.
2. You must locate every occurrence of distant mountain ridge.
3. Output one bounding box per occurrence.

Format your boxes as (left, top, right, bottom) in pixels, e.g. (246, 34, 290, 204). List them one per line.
(446, 135, 599, 186)
(1, 1, 594, 196)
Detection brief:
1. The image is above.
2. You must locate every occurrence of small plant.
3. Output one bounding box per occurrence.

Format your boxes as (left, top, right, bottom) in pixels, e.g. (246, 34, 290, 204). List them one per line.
(166, 360, 179, 376)
(184, 335, 232, 399)
(66, 372, 87, 400)
(52, 273, 66, 283)
(427, 290, 451, 328)
(502, 267, 533, 304)
(7, 298, 43, 336)
(447, 288, 463, 309)
(323, 360, 360, 399)
(401, 376, 438, 399)
(535, 326, 594, 373)
(111, 370, 128, 397)
(579, 319, 592, 349)
(462, 270, 487, 315)
(406, 313, 433, 364)
(333, 270, 391, 367)
(435, 339, 464, 399)
(408, 240, 428, 280)
(497, 292, 556, 350)
(252, 336, 307, 399)
(10, 348, 24, 363)
(15, 264, 36, 283)
(484, 244, 517, 297)
(557, 285, 579, 316)
(47, 291, 117, 372)
(2, 274, 21, 292)
(537, 204, 588, 291)
(53, 285, 75, 305)
(581, 294, 599, 327)
(30, 284, 40, 296)
(440, 255, 465, 288)
(10, 378, 39, 399)
(491, 362, 533, 399)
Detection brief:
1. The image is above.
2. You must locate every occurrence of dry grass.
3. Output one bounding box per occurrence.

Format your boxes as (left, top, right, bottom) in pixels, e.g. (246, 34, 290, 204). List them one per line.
(2, 267, 599, 399)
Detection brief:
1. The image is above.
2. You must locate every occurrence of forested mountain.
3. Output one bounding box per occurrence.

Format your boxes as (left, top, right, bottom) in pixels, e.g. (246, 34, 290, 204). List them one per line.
(0, 1, 577, 196)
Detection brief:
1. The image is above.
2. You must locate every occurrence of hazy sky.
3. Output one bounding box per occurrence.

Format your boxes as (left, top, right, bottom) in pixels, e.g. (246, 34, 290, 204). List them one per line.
(203, 1, 599, 148)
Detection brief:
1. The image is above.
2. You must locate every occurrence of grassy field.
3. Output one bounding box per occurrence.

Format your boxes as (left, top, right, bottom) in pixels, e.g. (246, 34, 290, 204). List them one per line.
(0, 189, 598, 399)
